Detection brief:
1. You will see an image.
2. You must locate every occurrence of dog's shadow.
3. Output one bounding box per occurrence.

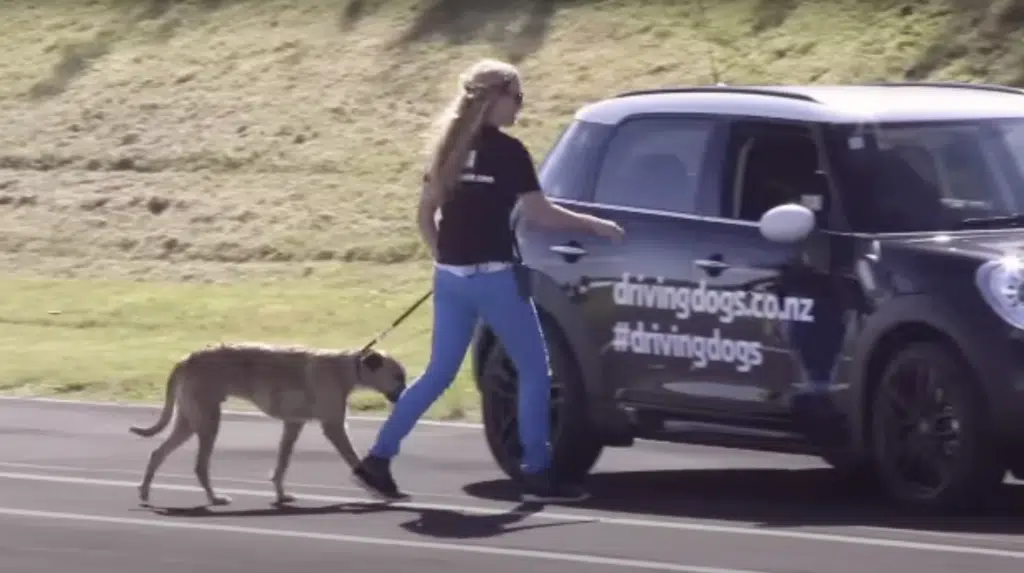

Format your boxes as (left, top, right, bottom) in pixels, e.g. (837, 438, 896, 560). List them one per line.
(143, 501, 376, 518)
(141, 499, 590, 539)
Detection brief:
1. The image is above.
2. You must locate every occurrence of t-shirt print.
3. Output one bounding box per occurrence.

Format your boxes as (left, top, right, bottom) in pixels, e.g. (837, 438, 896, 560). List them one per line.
(459, 149, 495, 184)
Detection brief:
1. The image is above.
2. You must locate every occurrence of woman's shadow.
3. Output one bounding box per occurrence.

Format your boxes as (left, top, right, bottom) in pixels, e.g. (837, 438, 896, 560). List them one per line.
(394, 501, 590, 539)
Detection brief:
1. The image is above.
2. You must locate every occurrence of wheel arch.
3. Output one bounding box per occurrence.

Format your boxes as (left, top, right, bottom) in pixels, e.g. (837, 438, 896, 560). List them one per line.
(848, 295, 992, 453)
(469, 268, 632, 443)
(859, 322, 970, 445)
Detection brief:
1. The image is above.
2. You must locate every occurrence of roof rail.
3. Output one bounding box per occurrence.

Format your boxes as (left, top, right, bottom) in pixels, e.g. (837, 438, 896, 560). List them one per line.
(614, 86, 819, 103)
(864, 81, 1024, 96)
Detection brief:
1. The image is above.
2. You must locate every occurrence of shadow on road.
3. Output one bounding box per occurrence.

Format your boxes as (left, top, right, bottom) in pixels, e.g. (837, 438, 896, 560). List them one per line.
(143, 500, 593, 539)
(463, 467, 1024, 535)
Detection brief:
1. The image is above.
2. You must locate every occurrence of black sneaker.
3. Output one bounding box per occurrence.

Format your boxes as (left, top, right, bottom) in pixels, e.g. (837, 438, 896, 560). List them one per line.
(351, 455, 410, 502)
(519, 469, 589, 503)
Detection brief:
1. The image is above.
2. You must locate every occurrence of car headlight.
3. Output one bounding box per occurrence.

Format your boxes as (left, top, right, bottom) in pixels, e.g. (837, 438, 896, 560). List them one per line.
(976, 257, 1024, 329)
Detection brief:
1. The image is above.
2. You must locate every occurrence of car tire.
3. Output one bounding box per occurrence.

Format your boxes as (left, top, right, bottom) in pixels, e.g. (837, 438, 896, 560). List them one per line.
(821, 451, 873, 477)
(820, 453, 884, 495)
(479, 318, 604, 484)
(868, 340, 1005, 512)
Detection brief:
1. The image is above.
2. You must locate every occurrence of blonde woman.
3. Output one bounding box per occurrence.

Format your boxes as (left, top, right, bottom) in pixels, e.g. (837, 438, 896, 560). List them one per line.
(352, 58, 624, 503)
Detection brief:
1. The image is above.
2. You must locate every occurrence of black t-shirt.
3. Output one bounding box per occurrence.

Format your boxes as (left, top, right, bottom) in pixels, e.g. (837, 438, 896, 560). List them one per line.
(434, 125, 542, 266)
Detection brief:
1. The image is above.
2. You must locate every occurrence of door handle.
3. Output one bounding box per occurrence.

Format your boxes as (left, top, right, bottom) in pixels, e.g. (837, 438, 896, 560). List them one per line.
(694, 257, 730, 277)
(550, 242, 587, 262)
(695, 259, 730, 270)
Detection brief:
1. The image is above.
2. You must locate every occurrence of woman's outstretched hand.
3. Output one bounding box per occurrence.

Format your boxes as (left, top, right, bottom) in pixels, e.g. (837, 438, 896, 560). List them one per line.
(590, 217, 625, 242)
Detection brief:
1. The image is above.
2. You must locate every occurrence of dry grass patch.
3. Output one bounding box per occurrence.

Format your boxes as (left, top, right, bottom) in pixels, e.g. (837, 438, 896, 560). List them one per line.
(0, 0, 1021, 414)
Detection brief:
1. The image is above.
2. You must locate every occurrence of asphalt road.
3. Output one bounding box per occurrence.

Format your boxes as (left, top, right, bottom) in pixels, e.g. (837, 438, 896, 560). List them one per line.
(1, 398, 1023, 573)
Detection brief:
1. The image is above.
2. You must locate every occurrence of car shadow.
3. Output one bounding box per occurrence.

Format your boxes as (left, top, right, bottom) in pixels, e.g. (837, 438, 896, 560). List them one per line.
(140, 500, 594, 540)
(462, 467, 1024, 535)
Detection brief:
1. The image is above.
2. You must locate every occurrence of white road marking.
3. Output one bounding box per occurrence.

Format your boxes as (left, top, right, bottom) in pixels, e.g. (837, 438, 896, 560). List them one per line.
(0, 506, 762, 573)
(0, 470, 1022, 559)
(0, 460, 467, 501)
(0, 462, 1014, 544)
(853, 525, 1023, 544)
(0, 395, 483, 428)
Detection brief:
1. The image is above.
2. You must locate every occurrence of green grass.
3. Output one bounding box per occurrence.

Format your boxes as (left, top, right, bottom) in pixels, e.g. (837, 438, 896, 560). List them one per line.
(0, 262, 482, 418)
(1, 0, 1023, 417)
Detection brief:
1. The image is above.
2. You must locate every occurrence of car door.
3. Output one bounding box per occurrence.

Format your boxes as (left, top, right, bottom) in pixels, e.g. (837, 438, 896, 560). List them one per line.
(690, 118, 854, 422)
(519, 113, 729, 415)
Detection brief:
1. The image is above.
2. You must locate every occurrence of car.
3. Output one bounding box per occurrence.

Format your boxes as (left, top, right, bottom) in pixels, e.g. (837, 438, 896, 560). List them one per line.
(469, 80, 1024, 513)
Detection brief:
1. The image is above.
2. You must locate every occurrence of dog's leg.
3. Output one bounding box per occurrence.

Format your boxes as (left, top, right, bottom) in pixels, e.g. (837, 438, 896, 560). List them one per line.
(270, 421, 304, 505)
(320, 419, 361, 471)
(193, 405, 231, 507)
(138, 413, 194, 506)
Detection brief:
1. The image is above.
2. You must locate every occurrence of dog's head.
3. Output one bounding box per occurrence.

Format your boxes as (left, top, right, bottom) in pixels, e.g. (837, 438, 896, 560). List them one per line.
(353, 348, 407, 404)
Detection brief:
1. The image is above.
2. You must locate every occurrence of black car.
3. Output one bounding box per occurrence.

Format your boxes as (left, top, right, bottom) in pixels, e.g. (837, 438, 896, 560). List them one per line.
(470, 81, 1024, 512)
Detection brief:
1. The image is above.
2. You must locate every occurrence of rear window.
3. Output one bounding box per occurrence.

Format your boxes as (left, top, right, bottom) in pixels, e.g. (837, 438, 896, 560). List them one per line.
(538, 120, 613, 202)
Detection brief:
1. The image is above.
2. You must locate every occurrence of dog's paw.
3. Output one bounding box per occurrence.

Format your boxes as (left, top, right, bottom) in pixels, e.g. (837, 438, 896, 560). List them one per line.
(208, 495, 232, 506)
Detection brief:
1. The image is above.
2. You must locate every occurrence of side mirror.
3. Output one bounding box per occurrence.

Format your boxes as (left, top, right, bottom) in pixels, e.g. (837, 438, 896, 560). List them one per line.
(758, 203, 816, 243)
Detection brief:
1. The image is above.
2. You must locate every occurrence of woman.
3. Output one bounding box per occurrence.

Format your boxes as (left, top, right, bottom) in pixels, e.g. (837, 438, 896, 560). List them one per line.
(352, 58, 624, 503)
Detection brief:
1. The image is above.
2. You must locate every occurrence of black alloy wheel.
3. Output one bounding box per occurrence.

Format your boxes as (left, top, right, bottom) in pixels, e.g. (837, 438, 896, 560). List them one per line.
(869, 341, 1004, 512)
(479, 321, 603, 483)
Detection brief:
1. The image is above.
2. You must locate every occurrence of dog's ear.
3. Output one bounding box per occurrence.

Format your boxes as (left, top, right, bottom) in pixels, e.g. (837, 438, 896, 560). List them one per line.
(359, 350, 384, 371)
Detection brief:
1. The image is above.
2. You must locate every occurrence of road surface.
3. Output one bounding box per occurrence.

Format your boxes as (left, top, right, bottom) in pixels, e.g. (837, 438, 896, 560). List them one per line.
(0, 397, 1023, 573)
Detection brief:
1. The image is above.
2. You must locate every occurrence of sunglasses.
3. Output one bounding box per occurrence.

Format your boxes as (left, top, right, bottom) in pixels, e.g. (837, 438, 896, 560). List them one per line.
(499, 78, 524, 105)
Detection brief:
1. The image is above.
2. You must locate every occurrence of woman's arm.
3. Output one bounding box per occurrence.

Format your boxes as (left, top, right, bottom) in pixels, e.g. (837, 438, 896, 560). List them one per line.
(508, 139, 623, 240)
(518, 190, 623, 240)
(417, 177, 441, 259)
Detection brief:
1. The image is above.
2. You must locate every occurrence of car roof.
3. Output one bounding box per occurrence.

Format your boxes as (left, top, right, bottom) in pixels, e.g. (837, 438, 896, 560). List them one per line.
(575, 82, 1024, 125)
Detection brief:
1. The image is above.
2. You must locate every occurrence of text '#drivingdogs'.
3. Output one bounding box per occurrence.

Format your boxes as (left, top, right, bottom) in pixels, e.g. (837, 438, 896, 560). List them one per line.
(612, 322, 763, 373)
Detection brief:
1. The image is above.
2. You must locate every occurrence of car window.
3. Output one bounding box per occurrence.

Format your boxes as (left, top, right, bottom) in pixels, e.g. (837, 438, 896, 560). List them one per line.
(993, 120, 1024, 203)
(826, 120, 1024, 233)
(593, 116, 714, 213)
(538, 120, 614, 202)
(729, 128, 825, 222)
(878, 127, 1005, 209)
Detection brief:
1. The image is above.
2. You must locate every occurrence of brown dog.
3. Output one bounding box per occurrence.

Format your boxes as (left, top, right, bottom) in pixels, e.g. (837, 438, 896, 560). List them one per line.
(129, 342, 406, 507)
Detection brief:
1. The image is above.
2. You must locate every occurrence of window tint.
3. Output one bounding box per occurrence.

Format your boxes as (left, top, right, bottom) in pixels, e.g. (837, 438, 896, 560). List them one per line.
(538, 120, 613, 201)
(1002, 119, 1024, 172)
(826, 120, 1024, 232)
(593, 117, 715, 213)
(731, 130, 825, 222)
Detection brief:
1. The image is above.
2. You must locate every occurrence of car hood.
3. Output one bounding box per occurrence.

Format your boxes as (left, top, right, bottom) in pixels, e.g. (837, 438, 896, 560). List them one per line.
(877, 229, 1024, 262)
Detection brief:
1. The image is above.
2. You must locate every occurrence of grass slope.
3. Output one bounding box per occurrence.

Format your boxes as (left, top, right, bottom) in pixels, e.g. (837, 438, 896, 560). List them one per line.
(0, 0, 1021, 417)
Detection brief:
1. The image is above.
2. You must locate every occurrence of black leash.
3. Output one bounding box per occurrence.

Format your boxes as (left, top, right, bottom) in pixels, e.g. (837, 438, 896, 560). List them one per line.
(359, 289, 433, 353)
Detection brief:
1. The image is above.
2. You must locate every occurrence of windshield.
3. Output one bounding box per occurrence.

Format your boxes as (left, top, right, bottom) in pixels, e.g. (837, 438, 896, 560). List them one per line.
(824, 118, 1024, 233)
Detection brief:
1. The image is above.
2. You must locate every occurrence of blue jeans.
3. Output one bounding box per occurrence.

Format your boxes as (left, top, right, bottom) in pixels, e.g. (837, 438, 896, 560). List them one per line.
(787, 295, 846, 394)
(368, 265, 553, 474)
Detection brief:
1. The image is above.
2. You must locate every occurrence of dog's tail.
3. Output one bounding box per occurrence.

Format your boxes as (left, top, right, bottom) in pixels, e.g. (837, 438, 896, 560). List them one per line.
(129, 360, 184, 438)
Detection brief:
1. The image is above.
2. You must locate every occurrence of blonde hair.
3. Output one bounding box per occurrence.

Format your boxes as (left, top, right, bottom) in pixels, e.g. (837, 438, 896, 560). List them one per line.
(425, 58, 520, 203)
